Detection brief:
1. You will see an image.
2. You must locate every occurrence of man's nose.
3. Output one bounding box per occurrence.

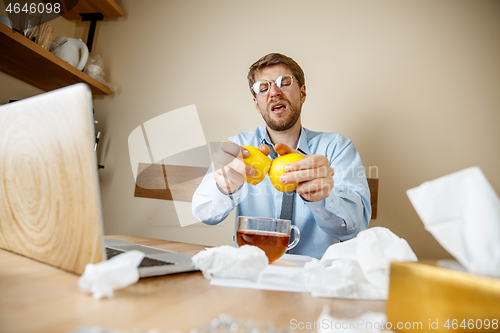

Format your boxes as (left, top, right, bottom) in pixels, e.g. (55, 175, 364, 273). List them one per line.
(268, 81, 282, 98)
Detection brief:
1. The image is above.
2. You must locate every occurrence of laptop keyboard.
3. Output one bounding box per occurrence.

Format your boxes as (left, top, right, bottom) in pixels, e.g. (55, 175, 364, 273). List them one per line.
(106, 247, 174, 267)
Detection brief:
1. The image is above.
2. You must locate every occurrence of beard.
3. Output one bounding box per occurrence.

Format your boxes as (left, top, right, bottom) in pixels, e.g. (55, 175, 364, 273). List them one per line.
(259, 97, 302, 131)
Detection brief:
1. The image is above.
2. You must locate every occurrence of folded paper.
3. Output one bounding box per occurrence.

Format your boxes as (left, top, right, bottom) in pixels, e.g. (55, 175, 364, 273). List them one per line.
(209, 254, 311, 292)
(192, 245, 268, 281)
(78, 250, 145, 300)
(407, 167, 500, 277)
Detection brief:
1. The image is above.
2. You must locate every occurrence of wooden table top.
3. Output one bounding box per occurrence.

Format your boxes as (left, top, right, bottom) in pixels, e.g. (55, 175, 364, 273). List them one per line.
(0, 235, 387, 333)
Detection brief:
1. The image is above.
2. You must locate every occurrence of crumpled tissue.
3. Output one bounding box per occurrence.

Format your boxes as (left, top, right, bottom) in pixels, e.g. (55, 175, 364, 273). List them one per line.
(192, 245, 268, 281)
(317, 306, 388, 333)
(78, 250, 145, 300)
(304, 227, 417, 300)
(407, 166, 500, 277)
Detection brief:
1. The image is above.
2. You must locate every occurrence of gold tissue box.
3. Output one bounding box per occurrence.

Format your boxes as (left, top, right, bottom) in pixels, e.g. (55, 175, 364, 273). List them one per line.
(386, 262, 500, 332)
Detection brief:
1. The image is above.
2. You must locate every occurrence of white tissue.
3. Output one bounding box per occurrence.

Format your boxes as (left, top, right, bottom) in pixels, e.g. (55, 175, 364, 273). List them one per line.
(407, 166, 500, 277)
(304, 227, 417, 300)
(317, 306, 388, 333)
(192, 245, 268, 281)
(78, 250, 145, 299)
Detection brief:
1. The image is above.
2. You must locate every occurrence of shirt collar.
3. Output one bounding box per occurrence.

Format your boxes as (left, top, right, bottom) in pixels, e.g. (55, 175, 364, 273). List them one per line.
(296, 127, 311, 155)
(258, 126, 311, 156)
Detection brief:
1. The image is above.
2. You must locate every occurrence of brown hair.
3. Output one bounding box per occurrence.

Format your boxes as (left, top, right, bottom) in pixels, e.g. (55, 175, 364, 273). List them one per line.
(247, 53, 305, 97)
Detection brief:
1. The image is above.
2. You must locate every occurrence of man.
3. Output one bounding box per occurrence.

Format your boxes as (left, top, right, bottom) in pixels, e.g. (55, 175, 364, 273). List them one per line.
(192, 53, 371, 259)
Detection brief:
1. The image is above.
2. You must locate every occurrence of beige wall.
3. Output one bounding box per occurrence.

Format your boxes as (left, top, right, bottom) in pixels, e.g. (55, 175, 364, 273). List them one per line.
(1, 0, 499, 259)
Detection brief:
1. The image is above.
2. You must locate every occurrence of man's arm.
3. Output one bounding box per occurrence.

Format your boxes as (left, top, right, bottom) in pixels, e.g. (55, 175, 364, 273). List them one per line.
(192, 170, 247, 225)
(192, 140, 269, 225)
(275, 140, 371, 241)
(192, 140, 247, 225)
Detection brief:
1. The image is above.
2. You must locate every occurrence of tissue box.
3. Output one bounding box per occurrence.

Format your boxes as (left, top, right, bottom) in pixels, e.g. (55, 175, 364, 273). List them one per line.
(386, 262, 500, 332)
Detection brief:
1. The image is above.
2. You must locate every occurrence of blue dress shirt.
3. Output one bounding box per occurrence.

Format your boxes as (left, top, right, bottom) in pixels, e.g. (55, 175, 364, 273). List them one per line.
(192, 126, 371, 259)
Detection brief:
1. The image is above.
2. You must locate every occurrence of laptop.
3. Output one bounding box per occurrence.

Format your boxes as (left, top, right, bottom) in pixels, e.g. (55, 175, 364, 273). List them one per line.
(0, 83, 196, 277)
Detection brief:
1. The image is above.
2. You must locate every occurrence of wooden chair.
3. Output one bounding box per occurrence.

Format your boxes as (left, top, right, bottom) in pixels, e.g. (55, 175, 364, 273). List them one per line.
(134, 164, 378, 219)
(367, 178, 378, 219)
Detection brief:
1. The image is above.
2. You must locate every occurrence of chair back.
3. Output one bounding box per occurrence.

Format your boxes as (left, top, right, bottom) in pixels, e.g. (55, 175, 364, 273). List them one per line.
(367, 178, 379, 219)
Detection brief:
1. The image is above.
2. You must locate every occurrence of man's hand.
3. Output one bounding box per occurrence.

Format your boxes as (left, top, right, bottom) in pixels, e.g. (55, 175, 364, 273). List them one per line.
(212, 140, 270, 194)
(274, 143, 334, 202)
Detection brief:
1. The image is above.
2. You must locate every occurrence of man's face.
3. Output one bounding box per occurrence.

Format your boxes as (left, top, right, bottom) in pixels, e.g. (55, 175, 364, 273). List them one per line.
(253, 64, 306, 132)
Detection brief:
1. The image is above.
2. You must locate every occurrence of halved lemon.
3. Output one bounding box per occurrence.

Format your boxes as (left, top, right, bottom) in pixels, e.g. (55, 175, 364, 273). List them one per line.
(269, 153, 304, 192)
(242, 145, 272, 185)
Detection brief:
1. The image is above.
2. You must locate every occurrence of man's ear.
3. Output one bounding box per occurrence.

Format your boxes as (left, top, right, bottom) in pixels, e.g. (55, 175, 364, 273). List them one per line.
(300, 85, 307, 104)
(253, 97, 262, 114)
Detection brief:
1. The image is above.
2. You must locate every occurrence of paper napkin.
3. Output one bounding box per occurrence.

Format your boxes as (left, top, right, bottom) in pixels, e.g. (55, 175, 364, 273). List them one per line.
(304, 227, 418, 300)
(407, 167, 500, 277)
(192, 245, 268, 281)
(78, 250, 144, 300)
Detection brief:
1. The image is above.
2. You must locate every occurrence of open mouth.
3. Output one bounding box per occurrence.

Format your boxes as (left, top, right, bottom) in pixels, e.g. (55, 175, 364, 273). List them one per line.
(271, 102, 287, 114)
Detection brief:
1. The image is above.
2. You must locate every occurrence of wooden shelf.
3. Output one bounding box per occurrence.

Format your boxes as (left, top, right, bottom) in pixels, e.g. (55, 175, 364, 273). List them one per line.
(0, 23, 110, 95)
(62, 0, 124, 20)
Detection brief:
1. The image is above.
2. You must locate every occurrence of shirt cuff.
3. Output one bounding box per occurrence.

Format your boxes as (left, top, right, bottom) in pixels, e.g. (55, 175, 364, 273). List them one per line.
(324, 188, 356, 234)
(214, 182, 246, 206)
(301, 193, 356, 238)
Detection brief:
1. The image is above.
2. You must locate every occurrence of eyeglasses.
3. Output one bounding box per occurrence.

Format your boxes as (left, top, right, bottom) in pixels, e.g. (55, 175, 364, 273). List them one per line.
(252, 74, 296, 95)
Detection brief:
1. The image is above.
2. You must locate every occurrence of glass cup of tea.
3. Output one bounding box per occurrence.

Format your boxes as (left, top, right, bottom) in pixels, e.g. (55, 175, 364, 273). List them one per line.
(236, 216, 300, 263)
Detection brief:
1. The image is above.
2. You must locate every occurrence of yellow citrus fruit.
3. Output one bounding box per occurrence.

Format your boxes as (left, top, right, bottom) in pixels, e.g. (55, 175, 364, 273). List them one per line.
(269, 153, 304, 192)
(242, 145, 272, 185)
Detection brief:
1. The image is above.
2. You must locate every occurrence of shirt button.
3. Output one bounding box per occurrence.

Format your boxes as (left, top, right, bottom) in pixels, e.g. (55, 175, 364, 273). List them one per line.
(316, 207, 322, 212)
(329, 202, 333, 208)
(223, 201, 228, 205)
(341, 222, 346, 227)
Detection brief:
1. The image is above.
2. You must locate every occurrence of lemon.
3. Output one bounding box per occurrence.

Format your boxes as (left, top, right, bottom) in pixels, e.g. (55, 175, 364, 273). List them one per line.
(242, 145, 272, 185)
(269, 153, 304, 192)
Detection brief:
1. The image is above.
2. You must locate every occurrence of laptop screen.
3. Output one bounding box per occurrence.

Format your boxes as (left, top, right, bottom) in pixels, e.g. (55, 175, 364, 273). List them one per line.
(0, 84, 105, 274)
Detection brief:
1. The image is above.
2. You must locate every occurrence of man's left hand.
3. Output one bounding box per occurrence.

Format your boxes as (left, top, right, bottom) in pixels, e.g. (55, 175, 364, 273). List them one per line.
(274, 143, 334, 202)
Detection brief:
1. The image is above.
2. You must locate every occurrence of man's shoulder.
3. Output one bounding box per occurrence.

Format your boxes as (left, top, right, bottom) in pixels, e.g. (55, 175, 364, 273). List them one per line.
(303, 128, 355, 158)
(227, 126, 266, 146)
(304, 128, 351, 145)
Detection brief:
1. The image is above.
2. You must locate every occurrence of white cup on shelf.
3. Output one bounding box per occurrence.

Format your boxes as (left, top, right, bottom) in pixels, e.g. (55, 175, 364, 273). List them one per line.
(0, 15, 13, 28)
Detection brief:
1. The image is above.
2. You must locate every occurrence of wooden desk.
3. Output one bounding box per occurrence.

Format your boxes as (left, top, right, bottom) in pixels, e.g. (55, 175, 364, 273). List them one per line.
(0, 235, 386, 333)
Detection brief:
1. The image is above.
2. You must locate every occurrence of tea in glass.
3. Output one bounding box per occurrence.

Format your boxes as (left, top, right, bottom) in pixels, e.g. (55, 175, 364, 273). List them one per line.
(236, 216, 300, 263)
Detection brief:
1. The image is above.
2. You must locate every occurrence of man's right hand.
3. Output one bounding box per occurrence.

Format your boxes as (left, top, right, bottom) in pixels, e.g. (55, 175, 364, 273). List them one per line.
(212, 140, 270, 194)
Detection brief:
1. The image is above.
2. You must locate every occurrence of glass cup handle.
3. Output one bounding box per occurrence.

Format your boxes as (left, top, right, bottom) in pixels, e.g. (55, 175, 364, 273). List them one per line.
(287, 225, 300, 250)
